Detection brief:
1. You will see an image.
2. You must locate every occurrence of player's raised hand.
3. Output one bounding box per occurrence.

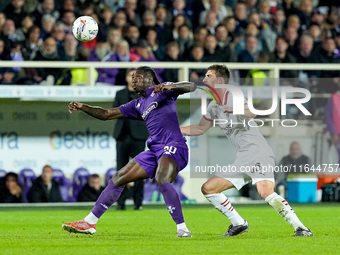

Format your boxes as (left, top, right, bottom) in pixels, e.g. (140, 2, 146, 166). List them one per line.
(68, 101, 83, 114)
(224, 106, 233, 113)
(149, 83, 174, 93)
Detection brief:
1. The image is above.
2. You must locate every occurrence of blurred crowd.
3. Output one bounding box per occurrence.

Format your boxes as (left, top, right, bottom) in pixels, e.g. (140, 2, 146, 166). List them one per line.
(0, 0, 340, 90)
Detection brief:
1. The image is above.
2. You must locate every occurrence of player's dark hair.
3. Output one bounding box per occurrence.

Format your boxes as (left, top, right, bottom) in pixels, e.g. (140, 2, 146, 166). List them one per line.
(207, 64, 230, 83)
(136, 66, 160, 85)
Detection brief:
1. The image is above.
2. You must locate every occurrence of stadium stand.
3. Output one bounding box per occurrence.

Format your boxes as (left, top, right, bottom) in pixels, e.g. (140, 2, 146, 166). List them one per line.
(18, 168, 36, 203)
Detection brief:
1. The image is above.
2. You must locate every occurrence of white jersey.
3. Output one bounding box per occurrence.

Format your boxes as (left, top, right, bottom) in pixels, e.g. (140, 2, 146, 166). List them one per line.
(205, 90, 275, 164)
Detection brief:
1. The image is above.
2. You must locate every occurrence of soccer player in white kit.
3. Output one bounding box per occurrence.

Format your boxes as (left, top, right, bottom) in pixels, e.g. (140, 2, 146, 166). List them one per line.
(181, 64, 313, 237)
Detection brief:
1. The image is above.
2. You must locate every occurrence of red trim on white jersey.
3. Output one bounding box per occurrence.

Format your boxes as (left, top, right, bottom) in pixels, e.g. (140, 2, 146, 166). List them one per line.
(203, 115, 213, 121)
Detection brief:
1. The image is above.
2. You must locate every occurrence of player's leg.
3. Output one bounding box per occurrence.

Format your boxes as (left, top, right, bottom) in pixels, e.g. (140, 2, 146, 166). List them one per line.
(116, 139, 130, 210)
(202, 176, 248, 236)
(62, 159, 149, 234)
(155, 156, 191, 237)
(256, 179, 313, 236)
(130, 139, 146, 210)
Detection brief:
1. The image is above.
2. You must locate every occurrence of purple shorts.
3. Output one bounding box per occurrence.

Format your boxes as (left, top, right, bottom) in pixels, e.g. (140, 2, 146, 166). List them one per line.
(135, 143, 188, 178)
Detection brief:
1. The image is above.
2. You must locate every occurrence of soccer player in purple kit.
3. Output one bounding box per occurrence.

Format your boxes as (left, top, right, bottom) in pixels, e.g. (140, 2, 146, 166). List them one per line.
(62, 66, 196, 237)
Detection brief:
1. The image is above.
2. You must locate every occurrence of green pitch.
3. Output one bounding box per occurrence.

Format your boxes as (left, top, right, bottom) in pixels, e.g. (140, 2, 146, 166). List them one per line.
(0, 203, 338, 255)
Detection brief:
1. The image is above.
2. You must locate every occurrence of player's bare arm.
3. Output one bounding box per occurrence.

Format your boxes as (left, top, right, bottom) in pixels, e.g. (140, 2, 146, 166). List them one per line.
(150, 81, 196, 94)
(224, 106, 256, 118)
(68, 101, 124, 120)
(181, 117, 213, 136)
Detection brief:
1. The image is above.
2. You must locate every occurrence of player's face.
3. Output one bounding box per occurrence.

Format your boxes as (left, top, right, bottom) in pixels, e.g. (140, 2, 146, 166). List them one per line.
(203, 70, 218, 89)
(132, 71, 149, 93)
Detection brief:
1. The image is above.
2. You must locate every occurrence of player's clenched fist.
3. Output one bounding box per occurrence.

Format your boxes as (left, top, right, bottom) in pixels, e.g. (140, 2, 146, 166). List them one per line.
(68, 101, 83, 113)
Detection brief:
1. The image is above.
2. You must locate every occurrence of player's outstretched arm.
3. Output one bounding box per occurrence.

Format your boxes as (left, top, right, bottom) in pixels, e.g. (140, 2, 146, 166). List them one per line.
(181, 117, 213, 136)
(68, 101, 124, 120)
(150, 81, 196, 94)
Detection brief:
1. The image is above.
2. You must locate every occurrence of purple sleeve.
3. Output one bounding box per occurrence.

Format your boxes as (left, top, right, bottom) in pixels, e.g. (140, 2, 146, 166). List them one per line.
(164, 89, 180, 99)
(119, 99, 142, 120)
(325, 98, 337, 136)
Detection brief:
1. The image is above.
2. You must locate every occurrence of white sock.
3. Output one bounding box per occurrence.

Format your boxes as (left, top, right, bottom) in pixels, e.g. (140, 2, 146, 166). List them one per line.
(176, 222, 189, 231)
(205, 193, 244, 226)
(265, 192, 307, 230)
(84, 212, 99, 225)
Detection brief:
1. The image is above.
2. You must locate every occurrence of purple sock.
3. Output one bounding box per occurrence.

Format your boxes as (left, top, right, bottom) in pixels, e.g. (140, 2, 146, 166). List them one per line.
(159, 183, 184, 224)
(91, 180, 124, 218)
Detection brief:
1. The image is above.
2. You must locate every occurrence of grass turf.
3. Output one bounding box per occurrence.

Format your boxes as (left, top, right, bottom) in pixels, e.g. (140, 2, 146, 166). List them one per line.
(0, 203, 338, 255)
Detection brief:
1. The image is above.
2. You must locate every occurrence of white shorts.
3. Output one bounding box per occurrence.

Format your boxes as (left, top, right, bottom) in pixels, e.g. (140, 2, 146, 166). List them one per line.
(215, 156, 275, 190)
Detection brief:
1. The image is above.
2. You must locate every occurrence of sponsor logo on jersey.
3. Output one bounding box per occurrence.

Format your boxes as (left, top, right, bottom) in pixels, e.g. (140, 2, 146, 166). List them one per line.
(142, 102, 158, 119)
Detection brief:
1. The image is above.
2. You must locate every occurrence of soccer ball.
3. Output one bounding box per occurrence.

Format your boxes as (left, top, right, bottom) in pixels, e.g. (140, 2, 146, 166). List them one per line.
(72, 16, 98, 42)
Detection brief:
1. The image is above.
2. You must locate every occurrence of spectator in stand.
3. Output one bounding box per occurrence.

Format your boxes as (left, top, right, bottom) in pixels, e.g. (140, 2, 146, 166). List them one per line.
(77, 174, 105, 202)
(258, 0, 271, 24)
(99, 6, 114, 40)
(3, 0, 26, 28)
(323, 6, 339, 30)
(22, 25, 42, 60)
(50, 22, 67, 56)
(248, 12, 277, 52)
(284, 26, 300, 55)
(124, 25, 140, 49)
(311, 37, 340, 93)
(32, 0, 60, 27)
(235, 23, 263, 55)
(162, 42, 183, 82)
(33, 36, 63, 84)
(2, 19, 25, 45)
(269, 36, 299, 84)
(60, 0, 79, 17)
(60, 11, 76, 33)
(113, 39, 131, 85)
(154, 4, 173, 47)
(0, 172, 24, 203)
(137, 0, 157, 17)
(112, 10, 128, 34)
(40, 14, 56, 40)
(270, 8, 286, 36)
(146, 28, 166, 61)
(295, 34, 315, 88)
(204, 34, 225, 62)
(334, 32, 340, 58)
(28, 165, 63, 203)
(88, 34, 119, 86)
(281, 0, 300, 18)
(120, 0, 142, 28)
(222, 16, 238, 45)
(171, 14, 188, 40)
(215, 24, 237, 62)
(104, 0, 125, 14)
(298, 0, 313, 30)
(310, 8, 325, 27)
(107, 27, 122, 52)
(199, 0, 232, 27)
(0, 12, 6, 32)
(62, 33, 79, 61)
(238, 35, 260, 69)
(176, 24, 194, 59)
(240, 0, 259, 15)
(287, 14, 302, 36)
(309, 22, 322, 50)
(188, 44, 207, 81)
(16, 15, 34, 40)
(233, 2, 248, 34)
(202, 10, 219, 35)
(169, 0, 194, 27)
(193, 26, 208, 46)
(139, 10, 157, 39)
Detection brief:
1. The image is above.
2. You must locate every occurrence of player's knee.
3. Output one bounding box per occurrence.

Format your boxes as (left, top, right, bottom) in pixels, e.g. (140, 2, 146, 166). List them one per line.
(201, 182, 214, 195)
(258, 189, 273, 200)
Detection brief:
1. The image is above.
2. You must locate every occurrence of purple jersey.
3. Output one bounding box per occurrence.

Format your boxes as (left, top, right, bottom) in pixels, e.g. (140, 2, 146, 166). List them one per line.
(119, 86, 187, 148)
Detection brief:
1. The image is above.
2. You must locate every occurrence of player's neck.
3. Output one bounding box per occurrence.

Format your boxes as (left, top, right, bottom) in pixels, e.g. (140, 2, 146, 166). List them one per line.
(215, 88, 227, 105)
